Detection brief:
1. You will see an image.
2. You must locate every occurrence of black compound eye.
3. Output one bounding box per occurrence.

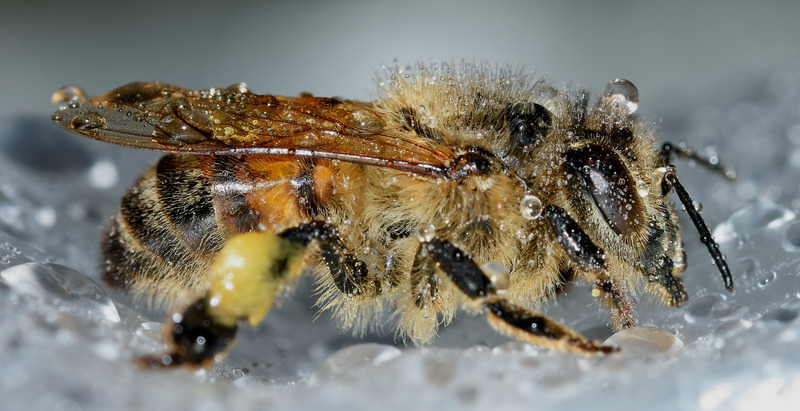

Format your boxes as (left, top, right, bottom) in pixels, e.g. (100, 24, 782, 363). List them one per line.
(564, 145, 641, 238)
(506, 102, 552, 147)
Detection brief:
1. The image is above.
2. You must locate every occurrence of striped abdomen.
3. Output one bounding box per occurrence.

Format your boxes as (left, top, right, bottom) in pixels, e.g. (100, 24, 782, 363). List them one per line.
(102, 153, 352, 308)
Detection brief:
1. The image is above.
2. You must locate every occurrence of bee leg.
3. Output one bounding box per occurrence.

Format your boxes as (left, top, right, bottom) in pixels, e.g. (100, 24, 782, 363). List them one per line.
(138, 298, 239, 368)
(419, 238, 617, 354)
(591, 276, 636, 330)
(660, 142, 736, 180)
(542, 204, 637, 330)
(141, 229, 311, 368)
(661, 166, 734, 292)
(280, 221, 379, 297)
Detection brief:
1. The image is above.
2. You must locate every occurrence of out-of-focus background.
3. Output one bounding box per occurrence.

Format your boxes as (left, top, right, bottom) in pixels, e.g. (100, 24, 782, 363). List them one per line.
(3, 1, 800, 410)
(3, 0, 799, 120)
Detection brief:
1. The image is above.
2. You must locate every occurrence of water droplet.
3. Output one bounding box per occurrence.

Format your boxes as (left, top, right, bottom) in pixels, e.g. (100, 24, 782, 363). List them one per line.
(603, 326, 683, 356)
(481, 262, 509, 292)
(51, 85, 88, 104)
(684, 294, 724, 324)
(418, 224, 436, 242)
(761, 308, 799, 323)
(636, 180, 649, 197)
(520, 194, 543, 220)
(710, 301, 749, 321)
(70, 110, 107, 131)
(311, 343, 401, 382)
(344, 108, 385, 133)
(599, 79, 639, 114)
(757, 271, 777, 288)
(713, 201, 796, 243)
(227, 82, 249, 93)
(88, 159, 119, 189)
(782, 221, 800, 252)
(0, 262, 120, 322)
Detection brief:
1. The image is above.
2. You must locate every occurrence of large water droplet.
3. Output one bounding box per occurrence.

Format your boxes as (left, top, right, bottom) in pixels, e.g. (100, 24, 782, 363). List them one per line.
(713, 201, 796, 243)
(684, 294, 725, 324)
(603, 326, 684, 356)
(0, 263, 120, 322)
(51, 85, 88, 104)
(599, 79, 639, 114)
(311, 343, 401, 382)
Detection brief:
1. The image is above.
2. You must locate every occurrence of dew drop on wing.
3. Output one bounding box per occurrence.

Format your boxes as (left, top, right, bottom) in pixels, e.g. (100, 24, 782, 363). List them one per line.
(70, 110, 107, 131)
(51, 85, 88, 104)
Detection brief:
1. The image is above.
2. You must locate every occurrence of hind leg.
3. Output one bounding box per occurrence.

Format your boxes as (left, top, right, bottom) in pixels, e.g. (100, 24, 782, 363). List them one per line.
(141, 221, 378, 367)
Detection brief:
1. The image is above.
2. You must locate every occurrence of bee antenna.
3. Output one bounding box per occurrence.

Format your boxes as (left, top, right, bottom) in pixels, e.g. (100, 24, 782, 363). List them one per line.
(663, 166, 734, 292)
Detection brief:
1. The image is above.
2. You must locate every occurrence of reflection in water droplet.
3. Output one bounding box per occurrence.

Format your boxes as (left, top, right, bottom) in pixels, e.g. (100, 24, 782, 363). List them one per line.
(0, 262, 120, 322)
(603, 326, 683, 356)
(311, 343, 401, 382)
(599, 79, 639, 114)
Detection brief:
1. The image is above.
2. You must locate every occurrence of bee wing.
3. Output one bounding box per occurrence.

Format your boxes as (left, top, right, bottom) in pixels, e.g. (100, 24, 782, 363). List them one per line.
(52, 82, 453, 176)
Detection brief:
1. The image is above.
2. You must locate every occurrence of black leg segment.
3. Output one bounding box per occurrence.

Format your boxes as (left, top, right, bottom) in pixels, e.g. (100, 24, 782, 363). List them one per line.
(280, 221, 376, 296)
(662, 167, 734, 292)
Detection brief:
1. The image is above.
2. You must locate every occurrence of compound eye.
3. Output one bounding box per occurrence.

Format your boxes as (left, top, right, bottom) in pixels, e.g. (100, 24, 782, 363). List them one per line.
(506, 102, 552, 147)
(564, 146, 641, 238)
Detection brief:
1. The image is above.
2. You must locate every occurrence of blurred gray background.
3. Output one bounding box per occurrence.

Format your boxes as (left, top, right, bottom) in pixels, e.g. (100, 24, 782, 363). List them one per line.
(3, 0, 799, 123)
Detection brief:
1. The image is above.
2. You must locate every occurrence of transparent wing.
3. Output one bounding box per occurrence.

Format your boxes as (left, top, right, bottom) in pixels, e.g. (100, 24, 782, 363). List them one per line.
(52, 82, 453, 176)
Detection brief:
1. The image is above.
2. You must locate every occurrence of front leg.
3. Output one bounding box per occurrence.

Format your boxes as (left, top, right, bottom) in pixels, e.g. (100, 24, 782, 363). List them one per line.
(418, 237, 616, 354)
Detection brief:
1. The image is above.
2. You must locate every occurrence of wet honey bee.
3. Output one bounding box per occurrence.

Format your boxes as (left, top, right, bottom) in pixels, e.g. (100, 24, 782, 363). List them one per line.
(51, 63, 734, 367)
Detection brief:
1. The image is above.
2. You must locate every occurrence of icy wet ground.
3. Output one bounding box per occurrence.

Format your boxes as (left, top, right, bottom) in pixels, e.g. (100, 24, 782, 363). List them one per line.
(2, 71, 800, 410)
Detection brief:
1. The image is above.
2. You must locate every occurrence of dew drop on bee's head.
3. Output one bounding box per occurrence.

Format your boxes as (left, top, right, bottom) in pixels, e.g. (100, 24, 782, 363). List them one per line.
(599, 79, 639, 114)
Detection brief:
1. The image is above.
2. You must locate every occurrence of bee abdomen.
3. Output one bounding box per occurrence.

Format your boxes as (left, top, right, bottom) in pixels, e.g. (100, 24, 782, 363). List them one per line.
(102, 154, 228, 304)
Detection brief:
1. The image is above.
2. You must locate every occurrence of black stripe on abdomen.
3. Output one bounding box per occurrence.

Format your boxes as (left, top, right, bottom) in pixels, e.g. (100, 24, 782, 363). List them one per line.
(155, 154, 222, 252)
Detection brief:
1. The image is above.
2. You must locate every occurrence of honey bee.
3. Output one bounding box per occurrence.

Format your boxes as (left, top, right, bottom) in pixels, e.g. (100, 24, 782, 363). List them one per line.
(51, 63, 734, 367)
